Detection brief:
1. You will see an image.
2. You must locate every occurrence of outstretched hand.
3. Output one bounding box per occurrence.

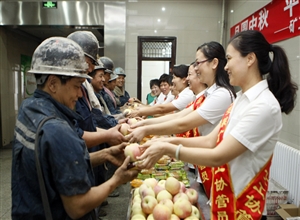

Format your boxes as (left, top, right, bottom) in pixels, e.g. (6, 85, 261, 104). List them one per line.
(105, 142, 127, 166)
(113, 156, 140, 185)
(127, 127, 146, 143)
(106, 124, 127, 146)
(135, 141, 168, 169)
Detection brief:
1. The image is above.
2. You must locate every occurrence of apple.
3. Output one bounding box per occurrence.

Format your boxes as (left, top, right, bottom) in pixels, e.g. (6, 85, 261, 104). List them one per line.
(173, 192, 189, 203)
(127, 118, 138, 125)
(152, 204, 172, 220)
(185, 188, 199, 205)
(157, 179, 166, 188)
(179, 181, 186, 193)
(123, 108, 132, 116)
(173, 198, 192, 219)
(132, 195, 142, 204)
(143, 178, 158, 189)
(141, 195, 158, 214)
(124, 143, 141, 162)
(184, 216, 199, 220)
(147, 214, 154, 220)
(191, 205, 200, 219)
(156, 190, 172, 203)
(120, 123, 130, 135)
(153, 184, 165, 196)
(165, 177, 181, 196)
(131, 202, 142, 211)
(139, 183, 155, 198)
(159, 199, 173, 213)
(133, 188, 140, 197)
(131, 205, 146, 218)
(170, 214, 180, 220)
(131, 214, 146, 220)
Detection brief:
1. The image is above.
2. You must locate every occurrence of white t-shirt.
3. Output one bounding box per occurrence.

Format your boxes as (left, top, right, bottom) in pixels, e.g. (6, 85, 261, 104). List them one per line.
(196, 83, 234, 136)
(162, 90, 175, 104)
(188, 90, 206, 111)
(224, 80, 282, 214)
(150, 93, 165, 106)
(172, 87, 195, 110)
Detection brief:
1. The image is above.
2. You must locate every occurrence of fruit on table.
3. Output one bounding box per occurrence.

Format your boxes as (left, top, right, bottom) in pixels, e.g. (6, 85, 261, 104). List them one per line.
(173, 198, 192, 219)
(141, 195, 158, 214)
(130, 176, 201, 220)
(165, 176, 180, 196)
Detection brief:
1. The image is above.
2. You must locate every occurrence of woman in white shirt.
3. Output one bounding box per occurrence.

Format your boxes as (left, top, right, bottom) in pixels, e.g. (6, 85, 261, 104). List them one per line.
(136, 30, 298, 220)
(128, 65, 194, 118)
(128, 41, 236, 142)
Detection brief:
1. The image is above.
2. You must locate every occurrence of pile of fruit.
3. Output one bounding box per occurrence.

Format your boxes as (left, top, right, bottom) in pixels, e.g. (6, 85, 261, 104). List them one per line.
(129, 177, 201, 220)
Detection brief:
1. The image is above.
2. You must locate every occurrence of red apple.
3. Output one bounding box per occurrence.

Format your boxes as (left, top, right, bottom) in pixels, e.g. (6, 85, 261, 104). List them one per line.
(185, 188, 198, 205)
(120, 123, 130, 135)
(165, 177, 181, 196)
(173, 192, 189, 203)
(141, 195, 158, 214)
(152, 204, 172, 220)
(124, 143, 141, 162)
(173, 198, 192, 219)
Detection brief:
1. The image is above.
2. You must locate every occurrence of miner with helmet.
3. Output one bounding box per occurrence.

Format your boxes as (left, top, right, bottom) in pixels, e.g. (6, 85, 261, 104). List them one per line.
(11, 37, 139, 219)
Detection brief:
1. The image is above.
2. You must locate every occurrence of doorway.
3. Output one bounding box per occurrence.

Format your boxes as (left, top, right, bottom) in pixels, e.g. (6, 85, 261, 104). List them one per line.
(137, 36, 177, 100)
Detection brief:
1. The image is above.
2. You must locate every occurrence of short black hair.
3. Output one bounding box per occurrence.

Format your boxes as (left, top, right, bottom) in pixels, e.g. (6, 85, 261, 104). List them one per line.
(159, 73, 172, 86)
(150, 79, 159, 88)
(172, 64, 189, 78)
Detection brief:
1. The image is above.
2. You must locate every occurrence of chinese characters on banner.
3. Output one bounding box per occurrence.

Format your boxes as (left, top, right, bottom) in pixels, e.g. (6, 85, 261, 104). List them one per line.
(230, 0, 300, 43)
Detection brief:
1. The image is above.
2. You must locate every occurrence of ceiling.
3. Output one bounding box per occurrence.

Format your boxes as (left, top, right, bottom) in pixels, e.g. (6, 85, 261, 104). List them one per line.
(5, 25, 105, 47)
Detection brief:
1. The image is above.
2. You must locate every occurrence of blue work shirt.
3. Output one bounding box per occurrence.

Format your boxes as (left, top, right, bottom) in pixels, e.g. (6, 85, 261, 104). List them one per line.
(114, 90, 130, 108)
(12, 89, 95, 220)
(76, 85, 117, 131)
(100, 90, 121, 115)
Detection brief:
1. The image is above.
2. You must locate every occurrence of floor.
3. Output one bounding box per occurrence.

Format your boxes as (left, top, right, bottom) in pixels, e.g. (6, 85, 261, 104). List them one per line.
(0, 144, 283, 220)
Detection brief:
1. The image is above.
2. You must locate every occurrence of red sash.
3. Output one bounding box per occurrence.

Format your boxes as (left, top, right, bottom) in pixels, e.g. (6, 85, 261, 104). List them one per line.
(211, 104, 273, 220)
(176, 94, 205, 138)
(174, 94, 212, 198)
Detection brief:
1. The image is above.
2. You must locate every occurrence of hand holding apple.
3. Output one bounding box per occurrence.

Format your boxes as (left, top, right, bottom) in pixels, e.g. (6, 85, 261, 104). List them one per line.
(124, 143, 142, 162)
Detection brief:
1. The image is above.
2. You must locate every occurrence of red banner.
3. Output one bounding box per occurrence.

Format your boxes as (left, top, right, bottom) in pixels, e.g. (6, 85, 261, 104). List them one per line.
(230, 0, 300, 43)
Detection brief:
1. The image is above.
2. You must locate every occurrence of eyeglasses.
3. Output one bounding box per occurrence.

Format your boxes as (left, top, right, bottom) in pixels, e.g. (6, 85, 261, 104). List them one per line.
(193, 59, 210, 67)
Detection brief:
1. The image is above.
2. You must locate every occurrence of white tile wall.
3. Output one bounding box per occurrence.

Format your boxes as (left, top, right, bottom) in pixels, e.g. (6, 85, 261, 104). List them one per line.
(125, 0, 224, 97)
